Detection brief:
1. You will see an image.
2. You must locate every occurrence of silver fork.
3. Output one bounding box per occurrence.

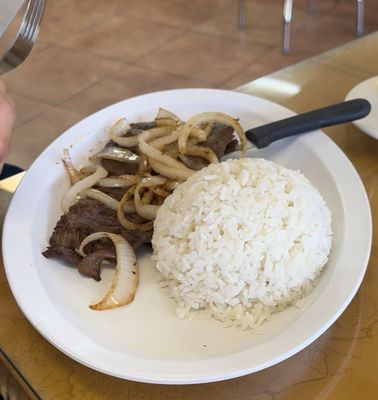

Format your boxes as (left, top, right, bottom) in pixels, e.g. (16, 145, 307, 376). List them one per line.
(0, 0, 46, 74)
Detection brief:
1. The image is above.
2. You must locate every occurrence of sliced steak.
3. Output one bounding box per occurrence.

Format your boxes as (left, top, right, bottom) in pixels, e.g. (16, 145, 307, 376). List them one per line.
(43, 246, 82, 267)
(130, 121, 155, 131)
(77, 249, 116, 281)
(43, 198, 152, 275)
(202, 123, 238, 158)
(100, 159, 139, 176)
(180, 123, 239, 170)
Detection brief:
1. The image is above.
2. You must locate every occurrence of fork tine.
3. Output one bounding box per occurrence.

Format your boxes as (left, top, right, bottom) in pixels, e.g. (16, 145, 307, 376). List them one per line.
(20, 0, 45, 44)
(18, 0, 36, 43)
(27, 1, 45, 43)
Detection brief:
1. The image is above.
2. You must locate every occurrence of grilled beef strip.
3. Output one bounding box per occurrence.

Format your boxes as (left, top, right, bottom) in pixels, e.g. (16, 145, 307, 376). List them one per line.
(43, 198, 152, 278)
(77, 249, 116, 281)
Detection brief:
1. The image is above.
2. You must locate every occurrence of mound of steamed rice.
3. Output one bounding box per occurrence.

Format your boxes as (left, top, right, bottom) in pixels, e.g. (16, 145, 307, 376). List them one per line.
(152, 158, 332, 330)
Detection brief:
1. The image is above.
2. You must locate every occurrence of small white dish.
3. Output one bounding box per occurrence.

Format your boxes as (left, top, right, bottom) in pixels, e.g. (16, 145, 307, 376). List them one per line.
(345, 76, 378, 139)
(2, 89, 372, 384)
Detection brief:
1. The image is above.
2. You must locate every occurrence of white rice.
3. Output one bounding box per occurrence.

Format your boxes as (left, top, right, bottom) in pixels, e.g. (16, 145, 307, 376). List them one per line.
(152, 158, 332, 330)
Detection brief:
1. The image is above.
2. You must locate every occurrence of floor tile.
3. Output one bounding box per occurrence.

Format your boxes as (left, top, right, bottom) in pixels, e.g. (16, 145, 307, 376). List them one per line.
(290, 14, 363, 54)
(58, 16, 185, 63)
(220, 47, 311, 89)
(7, 93, 52, 128)
(61, 65, 212, 116)
(2, 47, 124, 105)
(113, 0, 230, 29)
(38, 0, 106, 44)
(136, 32, 268, 85)
(193, 1, 311, 47)
(7, 108, 84, 169)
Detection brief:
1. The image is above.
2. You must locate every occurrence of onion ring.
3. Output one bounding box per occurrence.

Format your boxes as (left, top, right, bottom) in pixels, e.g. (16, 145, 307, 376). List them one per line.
(117, 188, 153, 232)
(97, 175, 139, 188)
(79, 165, 97, 178)
(164, 181, 179, 191)
(155, 108, 182, 128)
(185, 145, 218, 164)
(189, 127, 208, 142)
(139, 135, 194, 177)
(90, 146, 140, 164)
(79, 188, 119, 211)
(133, 176, 167, 220)
(141, 189, 154, 205)
(148, 157, 192, 181)
(109, 118, 139, 147)
(62, 149, 80, 184)
(139, 126, 173, 142)
(149, 129, 181, 150)
(149, 186, 171, 198)
(78, 232, 138, 310)
(61, 165, 108, 213)
(178, 112, 247, 157)
(134, 188, 160, 220)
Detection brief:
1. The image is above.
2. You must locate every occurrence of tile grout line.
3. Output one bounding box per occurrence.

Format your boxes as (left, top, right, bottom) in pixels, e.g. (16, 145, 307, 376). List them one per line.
(53, 29, 217, 108)
(215, 45, 278, 89)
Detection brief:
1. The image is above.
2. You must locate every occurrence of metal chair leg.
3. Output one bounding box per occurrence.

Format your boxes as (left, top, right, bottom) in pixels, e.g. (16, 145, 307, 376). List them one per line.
(307, 0, 314, 13)
(356, 0, 364, 36)
(282, 0, 293, 55)
(238, 0, 246, 29)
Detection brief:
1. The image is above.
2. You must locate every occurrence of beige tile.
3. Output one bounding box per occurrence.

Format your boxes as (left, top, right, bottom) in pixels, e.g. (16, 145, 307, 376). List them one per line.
(193, 1, 311, 47)
(136, 32, 268, 85)
(220, 47, 311, 89)
(61, 65, 212, 116)
(98, 0, 230, 28)
(290, 14, 360, 54)
(30, 41, 50, 54)
(2, 47, 123, 105)
(320, 0, 378, 25)
(38, 0, 106, 44)
(7, 108, 84, 169)
(6, 93, 51, 128)
(58, 16, 185, 63)
(45, 0, 136, 16)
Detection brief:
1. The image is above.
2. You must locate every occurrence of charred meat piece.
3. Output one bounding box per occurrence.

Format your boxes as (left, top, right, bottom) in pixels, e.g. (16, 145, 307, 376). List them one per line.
(43, 198, 152, 279)
(100, 158, 139, 176)
(202, 123, 238, 158)
(130, 121, 156, 132)
(77, 249, 116, 281)
(180, 123, 238, 170)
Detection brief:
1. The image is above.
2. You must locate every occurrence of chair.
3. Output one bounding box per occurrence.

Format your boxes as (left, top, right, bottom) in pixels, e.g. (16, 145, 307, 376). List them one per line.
(238, 0, 365, 55)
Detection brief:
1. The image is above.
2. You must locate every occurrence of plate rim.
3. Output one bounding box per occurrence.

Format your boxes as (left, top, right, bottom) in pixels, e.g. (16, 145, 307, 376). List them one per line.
(2, 88, 372, 384)
(345, 75, 378, 139)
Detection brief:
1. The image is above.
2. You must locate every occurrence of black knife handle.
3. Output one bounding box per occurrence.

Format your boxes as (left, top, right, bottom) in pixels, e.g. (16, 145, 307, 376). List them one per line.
(245, 98, 371, 149)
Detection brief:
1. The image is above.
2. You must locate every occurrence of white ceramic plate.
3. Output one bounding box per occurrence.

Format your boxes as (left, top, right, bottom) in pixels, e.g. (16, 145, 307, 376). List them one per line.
(345, 76, 378, 139)
(2, 89, 372, 384)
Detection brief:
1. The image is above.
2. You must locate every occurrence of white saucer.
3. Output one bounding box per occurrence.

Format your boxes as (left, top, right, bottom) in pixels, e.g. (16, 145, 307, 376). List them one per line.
(345, 76, 378, 139)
